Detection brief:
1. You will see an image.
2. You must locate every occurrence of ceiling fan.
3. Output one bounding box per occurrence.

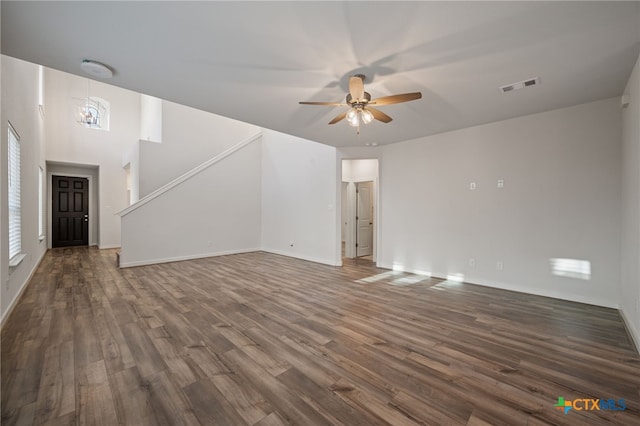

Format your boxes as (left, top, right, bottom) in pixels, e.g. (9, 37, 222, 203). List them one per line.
(299, 74, 422, 134)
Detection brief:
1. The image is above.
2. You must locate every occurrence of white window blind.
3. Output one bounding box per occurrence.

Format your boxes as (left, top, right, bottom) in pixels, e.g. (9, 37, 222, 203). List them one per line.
(39, 166, 44, 238)
(8, 123, 21, 260)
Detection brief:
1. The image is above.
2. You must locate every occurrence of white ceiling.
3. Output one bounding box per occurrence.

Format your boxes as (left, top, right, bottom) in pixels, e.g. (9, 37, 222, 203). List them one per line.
(2, 1, 639, 147)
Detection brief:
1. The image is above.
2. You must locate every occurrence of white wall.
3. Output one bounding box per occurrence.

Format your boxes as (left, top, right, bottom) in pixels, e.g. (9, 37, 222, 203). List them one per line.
(343, 159, 378, 183)
(1, 56, 47, 323)
(380, 98, 622, 308)
(45, 68, 140, 248)
(139, 100, 259, 197)
(140, 94, 162, 143)
(261, 129, 339, 265)
(120, 139, 262, 267)
(122, 141, 140, 204)
(621, 54, 640, 348)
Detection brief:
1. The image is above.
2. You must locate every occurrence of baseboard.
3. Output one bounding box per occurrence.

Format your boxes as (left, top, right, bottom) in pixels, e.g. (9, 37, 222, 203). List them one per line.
(98, 244, 121, 250)
(619, 307, 640, 355)
(119, 248, 262, 268)
(1, 249, 47, 330)
(121, 247, 340, 269)
(260, 248, 341, 267)
(377, 262, 619, 310)
(466, 277, 618, 309)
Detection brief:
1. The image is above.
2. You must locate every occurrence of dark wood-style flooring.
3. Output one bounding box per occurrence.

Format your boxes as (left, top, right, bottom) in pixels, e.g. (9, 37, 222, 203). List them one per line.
(2, 247, 639, 425)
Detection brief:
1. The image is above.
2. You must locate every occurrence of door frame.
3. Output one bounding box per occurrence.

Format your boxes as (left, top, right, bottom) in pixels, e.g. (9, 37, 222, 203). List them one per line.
(337, 157, 380, 265)
(47, 168, 97, 248)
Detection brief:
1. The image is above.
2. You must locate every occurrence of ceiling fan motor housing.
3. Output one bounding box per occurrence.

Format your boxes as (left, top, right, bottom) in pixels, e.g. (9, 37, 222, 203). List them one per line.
(346, 92, 371, 105)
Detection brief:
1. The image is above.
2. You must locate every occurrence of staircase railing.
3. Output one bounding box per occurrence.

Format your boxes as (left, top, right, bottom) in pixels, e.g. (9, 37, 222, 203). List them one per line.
(118, 131, 261, 217)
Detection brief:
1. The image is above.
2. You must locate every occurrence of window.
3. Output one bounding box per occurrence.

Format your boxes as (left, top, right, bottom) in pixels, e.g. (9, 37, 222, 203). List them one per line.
(39, 166, 44, 239)
(8, 123, 21, 261)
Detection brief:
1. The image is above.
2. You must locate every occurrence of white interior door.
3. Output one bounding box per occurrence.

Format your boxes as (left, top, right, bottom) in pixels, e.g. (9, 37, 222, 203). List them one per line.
(356, 181, 373, 257)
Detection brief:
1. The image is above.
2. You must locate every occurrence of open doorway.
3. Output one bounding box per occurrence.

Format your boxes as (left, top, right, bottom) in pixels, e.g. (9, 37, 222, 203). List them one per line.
(341, 159, 378, 262)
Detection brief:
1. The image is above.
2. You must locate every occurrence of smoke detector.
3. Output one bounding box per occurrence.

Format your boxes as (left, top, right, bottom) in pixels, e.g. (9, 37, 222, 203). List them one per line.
(499, 77, 540, 93)
(80, 60, 113, 79)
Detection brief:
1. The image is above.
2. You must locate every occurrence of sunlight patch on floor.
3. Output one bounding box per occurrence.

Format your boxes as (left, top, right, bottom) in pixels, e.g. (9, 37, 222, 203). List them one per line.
(390, 275, 431, 286)
(356, 270, 402, 284)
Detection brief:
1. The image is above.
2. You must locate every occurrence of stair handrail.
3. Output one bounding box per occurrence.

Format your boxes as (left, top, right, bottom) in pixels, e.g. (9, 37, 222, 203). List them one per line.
(117, 131, 262, 217)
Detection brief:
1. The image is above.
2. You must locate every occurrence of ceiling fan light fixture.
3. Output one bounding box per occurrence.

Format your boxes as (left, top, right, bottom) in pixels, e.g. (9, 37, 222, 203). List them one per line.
(346, 108, 359, 127)
(361, 109, 373, 124)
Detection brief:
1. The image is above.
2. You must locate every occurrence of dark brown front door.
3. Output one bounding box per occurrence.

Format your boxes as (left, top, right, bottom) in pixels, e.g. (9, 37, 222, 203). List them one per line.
(52, 176, 89, 247)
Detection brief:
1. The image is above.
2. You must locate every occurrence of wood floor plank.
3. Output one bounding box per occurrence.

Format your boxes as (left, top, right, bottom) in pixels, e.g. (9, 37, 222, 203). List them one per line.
(243, 327, 342, 389)
(34, 341, 75, 424)
(277, 366, 380, 426)
(148, 336, 201, 388)
(210, 372, 274, 425)
(185, 343, 233, 377)
(329, 378, 420, 426)
(144, 370, 201, 426)
(75, 360, 118, 426)
(5, 402, 37, 426)
(120, 321, 168, 379)
(183, 377, 247, 426)
(72, 311, 103, 370)
(180, 310, 236, 352)
(390, 390, 467, 425)
(1, 339, 47, 421)
(252, 411, 288, 426)
(109, 367, 158, 426)
(41, 411, 77, 426)
(2, 247, 639, 425)
(94, 304, 136, 375)
(220, 348, 334, 425)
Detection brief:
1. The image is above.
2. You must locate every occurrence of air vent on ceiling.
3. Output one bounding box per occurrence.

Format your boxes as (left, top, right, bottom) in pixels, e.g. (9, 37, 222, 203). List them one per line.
(499, 77, 540, 93)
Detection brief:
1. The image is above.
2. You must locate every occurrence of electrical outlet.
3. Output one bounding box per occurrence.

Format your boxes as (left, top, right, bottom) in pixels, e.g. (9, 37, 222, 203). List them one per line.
(497, 261, 504, 271)
(469, 182, 477, 190)
(497, 179, 504, 188)
(469, 258, 476, 267)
